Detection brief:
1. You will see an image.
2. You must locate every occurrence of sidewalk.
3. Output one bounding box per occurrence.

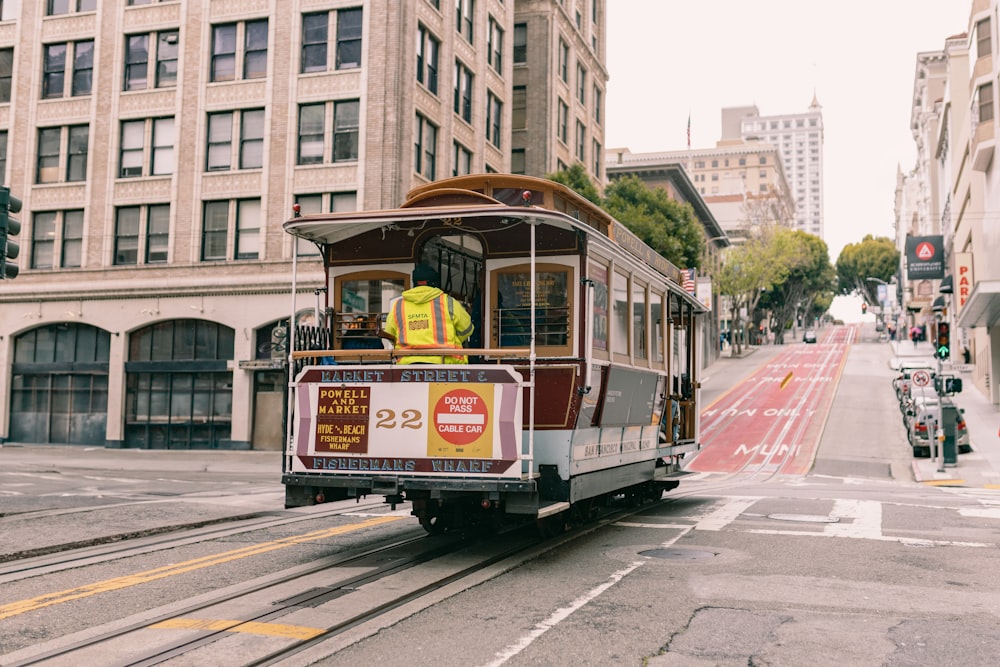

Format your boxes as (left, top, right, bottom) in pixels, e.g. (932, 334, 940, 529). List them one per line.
(888, 340, 1000, 488)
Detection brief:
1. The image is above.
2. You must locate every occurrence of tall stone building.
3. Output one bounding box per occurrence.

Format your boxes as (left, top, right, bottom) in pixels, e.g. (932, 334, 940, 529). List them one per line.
(721, 100, 825, 239)
(512, 0, 606, 180)
(0, 0, 607, 449)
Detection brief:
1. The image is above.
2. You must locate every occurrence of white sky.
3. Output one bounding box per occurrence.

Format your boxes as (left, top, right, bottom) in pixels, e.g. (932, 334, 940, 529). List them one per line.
(605, 0, 972, 264)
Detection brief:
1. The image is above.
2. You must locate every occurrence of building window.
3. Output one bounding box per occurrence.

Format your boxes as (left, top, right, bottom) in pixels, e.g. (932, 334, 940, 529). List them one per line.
(575, 120, 585, 161)
(333, 100, 359, 161)
(211, 20, 268, 82)
(119, 117, 175, 178)
(125, 320, 234, 450)
(513, 23, 526, 63)
(36, 124, 88, 184)
(301, 8, 363, 74)
(454, 60, 473, 122)
(511, 148, 525, 174)
(201, 199, 260, 261)
(487, 16, 503, 72)
(42, 40, 93, 98)
(977, 18, 991, 59)
(297, 104, 324, 164)
(558, 39, 568, 82)
(486, 90, 502, 149)
(557, 98, 568, 143)
(31, 210, 83, 270)
(415, 113, 437, 179)
(124, 30, 178, 91)
(978, 81, 994, 123)
(759, 156, 767, 165)
(0, 48, 10, 103)
(47, 0, 97, 15)
(416, 24, 440, 94)
(296, 100, 359, 165)
(576, 63, 586, 105)
(593, 86, 602, 124)
(452, 141, 472, 176)
(512, 85, 526, 129)
(114, 204, 169, 265)
(592, 139, 601, 176)
(240, 109, 265, 169)
(0, 131, 6, 181)
(456, 0, 474, 43)
(206, 109, 265, 171)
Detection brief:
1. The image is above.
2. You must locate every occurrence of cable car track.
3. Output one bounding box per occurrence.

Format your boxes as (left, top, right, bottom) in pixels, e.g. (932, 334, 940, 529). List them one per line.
(2, 497, 695, 667)
(0, 498, 390, 583)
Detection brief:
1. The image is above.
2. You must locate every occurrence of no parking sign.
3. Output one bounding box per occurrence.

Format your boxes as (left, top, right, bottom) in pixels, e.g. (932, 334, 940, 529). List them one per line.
(911, 369, 932, 387)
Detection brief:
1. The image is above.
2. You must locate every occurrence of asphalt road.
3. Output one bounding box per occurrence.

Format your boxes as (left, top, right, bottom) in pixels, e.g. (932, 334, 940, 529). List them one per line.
(3, 323, 1000, 666)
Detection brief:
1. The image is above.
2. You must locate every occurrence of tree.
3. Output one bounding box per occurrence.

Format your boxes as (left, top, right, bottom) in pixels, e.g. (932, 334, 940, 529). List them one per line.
(836, 235, 899, 305)
(602, 174, 705, 270)
(759, 230, 836, 344)
(545, 162, 602, 205)
(545, 168, 706, 270)
(715, 230, 789, 354)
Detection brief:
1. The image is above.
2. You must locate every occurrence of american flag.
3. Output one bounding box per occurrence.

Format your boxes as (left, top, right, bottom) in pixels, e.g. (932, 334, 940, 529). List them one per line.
(682, 268, 696, 294)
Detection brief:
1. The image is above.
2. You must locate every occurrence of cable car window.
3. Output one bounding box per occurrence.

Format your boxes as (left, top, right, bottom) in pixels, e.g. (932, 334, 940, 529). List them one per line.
(492, 264, 571, 353)
(590, 262, 608, 352)
(336, 273, 405, 348)
(611, 270, 628, 355)
(633, 281, 647, 359)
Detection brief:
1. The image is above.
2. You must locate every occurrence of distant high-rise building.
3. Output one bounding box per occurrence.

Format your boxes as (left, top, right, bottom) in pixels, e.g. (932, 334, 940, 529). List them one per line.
(721, 99, 825, 238)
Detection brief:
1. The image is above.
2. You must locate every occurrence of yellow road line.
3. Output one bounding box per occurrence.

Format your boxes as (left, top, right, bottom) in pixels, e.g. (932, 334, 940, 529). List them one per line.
(0, 514, 403, 621)
(150, 617, 325, 640)
(922, 479, 967, 486)
(780, 372, 793, 389)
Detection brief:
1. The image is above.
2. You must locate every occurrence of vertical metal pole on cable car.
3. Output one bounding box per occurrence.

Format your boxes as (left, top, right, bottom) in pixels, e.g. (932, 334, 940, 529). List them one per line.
(583, 276, 594, 393)
(283, 246, 300, 472)
(526, 217, 536, 471)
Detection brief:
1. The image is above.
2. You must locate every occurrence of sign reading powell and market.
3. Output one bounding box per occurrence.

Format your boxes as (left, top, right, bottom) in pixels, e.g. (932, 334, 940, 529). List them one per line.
(905, 235, 944, 280)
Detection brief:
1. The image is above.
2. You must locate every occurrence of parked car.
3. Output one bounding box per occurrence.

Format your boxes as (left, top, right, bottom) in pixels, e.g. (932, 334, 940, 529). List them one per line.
(905, 397, 971, 457)
(803, 330, 817, 344)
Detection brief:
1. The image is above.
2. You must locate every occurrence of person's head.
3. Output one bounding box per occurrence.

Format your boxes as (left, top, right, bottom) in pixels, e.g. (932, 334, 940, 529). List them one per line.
(412, 263, 440, 288)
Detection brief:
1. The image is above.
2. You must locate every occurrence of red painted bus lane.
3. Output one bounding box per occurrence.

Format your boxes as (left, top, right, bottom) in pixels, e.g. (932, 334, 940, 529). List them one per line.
(687, 332, 852, 476)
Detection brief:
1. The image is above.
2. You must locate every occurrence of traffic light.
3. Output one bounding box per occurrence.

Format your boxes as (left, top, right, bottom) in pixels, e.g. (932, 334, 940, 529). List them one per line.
(0, 186, 22, 279)
(935, 322, 950, 360)
(861, 303, 867, 314)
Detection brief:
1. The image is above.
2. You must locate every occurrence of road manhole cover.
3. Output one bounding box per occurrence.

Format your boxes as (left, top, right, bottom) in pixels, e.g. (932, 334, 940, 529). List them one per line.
(767, 513, 839, 523)
(640, 548, 716, 560)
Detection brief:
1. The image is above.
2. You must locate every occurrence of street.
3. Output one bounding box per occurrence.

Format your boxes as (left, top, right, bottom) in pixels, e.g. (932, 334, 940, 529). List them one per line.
(2, 323, 1000, 666)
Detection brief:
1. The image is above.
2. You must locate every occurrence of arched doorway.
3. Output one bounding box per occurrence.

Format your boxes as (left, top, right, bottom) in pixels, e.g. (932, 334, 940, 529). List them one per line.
(10, 323, 111, 445)
(124, 319, 234, 449)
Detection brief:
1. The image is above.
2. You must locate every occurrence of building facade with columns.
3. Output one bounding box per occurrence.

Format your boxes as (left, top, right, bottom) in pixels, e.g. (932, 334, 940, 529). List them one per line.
(0, 0, 607, 449)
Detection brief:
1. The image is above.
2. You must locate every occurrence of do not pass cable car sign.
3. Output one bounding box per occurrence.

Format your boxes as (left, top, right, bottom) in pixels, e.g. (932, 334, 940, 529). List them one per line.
(911, 369, 932, 387)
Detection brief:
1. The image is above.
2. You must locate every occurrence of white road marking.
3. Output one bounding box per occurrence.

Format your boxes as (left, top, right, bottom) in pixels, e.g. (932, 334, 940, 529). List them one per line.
(480, 559, 647, 667)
